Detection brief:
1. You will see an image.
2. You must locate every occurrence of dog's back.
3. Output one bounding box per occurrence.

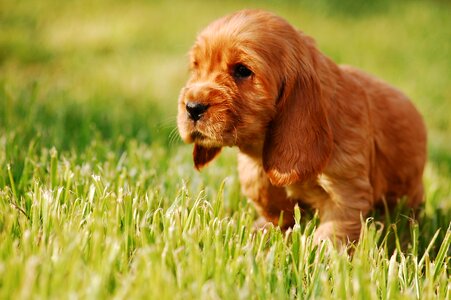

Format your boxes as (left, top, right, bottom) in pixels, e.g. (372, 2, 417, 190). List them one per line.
(341, 65, 427, 207)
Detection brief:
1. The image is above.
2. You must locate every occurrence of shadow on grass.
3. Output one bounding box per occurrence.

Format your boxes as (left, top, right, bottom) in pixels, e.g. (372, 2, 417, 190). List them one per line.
(368, 201, 450, 259)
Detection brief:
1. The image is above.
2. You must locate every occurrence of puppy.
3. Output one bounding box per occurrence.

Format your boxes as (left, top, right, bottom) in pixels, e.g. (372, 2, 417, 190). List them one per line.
(177, 10, 427, 243)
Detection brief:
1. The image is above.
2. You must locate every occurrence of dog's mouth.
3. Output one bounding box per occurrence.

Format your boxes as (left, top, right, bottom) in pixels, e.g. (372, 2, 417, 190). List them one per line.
(190, 131, 207, 142)
(179, 102, 236, 147)
(189, 130, 225, 148)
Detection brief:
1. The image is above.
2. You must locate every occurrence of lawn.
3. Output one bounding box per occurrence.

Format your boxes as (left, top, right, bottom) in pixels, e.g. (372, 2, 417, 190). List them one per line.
(0, 0, 450, 299)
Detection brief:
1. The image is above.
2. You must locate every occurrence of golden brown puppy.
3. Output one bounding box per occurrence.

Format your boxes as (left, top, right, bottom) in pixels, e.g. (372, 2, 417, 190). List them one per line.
(177, 10, 427, 243)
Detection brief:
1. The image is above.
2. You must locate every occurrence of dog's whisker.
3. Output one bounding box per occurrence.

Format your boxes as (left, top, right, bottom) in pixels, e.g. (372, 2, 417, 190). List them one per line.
(168, 127, 181, 146)
(156, 116, 178, 130)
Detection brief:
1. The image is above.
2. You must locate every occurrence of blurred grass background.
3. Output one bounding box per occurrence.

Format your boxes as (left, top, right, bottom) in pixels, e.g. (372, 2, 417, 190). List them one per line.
(0, 0, 450, 298)
(1, 0, 450, 157)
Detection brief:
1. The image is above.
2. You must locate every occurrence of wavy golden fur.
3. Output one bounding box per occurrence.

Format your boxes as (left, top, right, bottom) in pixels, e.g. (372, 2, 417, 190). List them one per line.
(177, 10, 427, 242)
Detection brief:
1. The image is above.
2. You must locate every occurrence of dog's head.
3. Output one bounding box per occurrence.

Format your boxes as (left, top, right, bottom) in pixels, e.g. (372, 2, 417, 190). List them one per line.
(177, 10, 333, 186)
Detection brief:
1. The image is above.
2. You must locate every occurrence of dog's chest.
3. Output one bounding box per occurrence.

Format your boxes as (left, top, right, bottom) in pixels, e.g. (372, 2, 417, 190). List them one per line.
(285, 175, 332, 208)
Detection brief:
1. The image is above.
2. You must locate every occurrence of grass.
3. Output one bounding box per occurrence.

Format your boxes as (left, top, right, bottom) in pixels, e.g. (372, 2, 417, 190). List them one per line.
(0, 0, 450, 299)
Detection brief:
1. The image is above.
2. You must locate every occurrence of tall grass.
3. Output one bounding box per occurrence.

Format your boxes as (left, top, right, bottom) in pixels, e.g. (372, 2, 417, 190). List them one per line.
(0, 0, 450, 299)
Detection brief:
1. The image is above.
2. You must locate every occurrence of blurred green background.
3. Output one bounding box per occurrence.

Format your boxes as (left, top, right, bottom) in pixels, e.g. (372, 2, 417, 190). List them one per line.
(1, 0, 450, 176)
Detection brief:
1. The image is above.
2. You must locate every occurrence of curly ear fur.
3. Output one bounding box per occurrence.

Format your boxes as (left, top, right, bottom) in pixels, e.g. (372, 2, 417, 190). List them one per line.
(193, 144, 222, 170)
(263, 37, 333, 187)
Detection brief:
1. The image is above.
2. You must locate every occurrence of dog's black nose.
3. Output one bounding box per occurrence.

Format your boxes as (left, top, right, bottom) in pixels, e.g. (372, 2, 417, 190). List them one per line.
(186, 102, 209, 121)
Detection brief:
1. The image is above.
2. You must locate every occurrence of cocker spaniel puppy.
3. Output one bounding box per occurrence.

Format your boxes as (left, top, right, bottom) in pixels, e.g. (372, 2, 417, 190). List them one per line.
(177, 10, 427, 243)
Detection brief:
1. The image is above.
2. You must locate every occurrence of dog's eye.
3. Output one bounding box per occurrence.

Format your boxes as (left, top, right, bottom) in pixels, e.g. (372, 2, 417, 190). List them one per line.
(233, 64, 252, 79)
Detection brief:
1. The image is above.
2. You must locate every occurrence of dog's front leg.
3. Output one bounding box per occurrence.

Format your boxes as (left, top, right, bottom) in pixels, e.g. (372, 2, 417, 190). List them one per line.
(314, 175, 373, 244)
(238, 153, 297, 229)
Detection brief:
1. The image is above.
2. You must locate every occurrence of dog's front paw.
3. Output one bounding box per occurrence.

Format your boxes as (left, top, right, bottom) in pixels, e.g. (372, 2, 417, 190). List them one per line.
(313, 222, 337, 244)
(314, 220, 362, 246)
(253, 217, 274, 231)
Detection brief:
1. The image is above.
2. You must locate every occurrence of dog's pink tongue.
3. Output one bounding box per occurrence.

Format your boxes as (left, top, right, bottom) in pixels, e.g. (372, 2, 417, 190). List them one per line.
(193, 144, 222, 170)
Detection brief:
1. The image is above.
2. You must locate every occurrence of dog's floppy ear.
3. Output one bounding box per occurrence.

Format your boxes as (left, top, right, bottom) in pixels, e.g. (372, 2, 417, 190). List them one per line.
(193, 144, 222, 170)
(263, 45, 333, 187)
